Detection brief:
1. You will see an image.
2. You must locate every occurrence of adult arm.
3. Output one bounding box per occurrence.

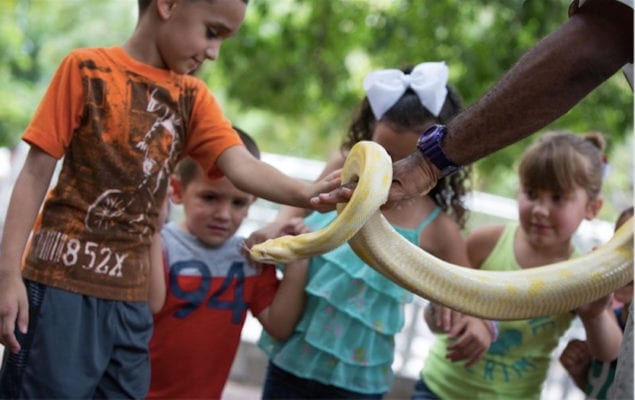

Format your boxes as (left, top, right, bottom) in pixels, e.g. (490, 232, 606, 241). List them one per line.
(0, 146, 57, 353)
(392, 0, 633, 201)
(312, 0, 633, 207)
(446, 0, 632, 164)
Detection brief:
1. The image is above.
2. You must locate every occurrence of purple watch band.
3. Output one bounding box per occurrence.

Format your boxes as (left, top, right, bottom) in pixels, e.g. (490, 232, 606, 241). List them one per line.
(416, 124, 459, 177)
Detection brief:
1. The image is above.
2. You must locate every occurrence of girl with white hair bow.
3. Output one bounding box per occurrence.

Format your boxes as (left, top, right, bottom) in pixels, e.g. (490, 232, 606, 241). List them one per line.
(253, 62, 474, 399)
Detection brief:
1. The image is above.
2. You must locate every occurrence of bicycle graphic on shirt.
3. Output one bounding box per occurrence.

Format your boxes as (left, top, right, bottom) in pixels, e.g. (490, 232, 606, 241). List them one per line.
(84, 88, 181, 237)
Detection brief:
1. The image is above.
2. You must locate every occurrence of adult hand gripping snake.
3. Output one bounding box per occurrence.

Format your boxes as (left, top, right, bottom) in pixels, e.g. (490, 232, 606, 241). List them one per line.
(251, 141, 634, 320)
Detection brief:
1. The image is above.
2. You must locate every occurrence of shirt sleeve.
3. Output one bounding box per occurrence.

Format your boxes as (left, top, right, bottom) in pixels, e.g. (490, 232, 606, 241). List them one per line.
(23, 51, 84, 159)
(184, 80, 244, 180)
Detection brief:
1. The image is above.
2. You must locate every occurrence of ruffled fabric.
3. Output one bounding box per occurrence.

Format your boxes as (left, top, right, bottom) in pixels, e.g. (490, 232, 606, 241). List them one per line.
(259, 211, 417, 394)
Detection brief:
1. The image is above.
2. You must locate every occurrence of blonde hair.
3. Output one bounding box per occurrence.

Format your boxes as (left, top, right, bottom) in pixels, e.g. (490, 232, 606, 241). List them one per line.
(518, 131, 605, 200)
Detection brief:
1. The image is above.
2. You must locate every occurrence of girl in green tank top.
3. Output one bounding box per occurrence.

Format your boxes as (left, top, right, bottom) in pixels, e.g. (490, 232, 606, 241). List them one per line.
(415, 131, 624, 400)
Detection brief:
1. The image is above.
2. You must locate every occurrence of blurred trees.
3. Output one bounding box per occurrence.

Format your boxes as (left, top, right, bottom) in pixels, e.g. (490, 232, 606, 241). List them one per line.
(0, 0, 632, 216)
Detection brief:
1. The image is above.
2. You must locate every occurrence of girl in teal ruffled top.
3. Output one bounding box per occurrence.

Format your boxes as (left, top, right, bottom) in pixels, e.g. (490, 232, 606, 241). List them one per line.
(248, 62, 472, 398)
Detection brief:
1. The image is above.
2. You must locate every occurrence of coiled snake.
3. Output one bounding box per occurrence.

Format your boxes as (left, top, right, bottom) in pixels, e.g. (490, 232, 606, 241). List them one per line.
(251, 141, 634, 320)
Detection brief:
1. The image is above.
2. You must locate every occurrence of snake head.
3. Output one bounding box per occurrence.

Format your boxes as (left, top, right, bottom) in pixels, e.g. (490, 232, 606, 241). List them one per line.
(250, 239, 295, 264)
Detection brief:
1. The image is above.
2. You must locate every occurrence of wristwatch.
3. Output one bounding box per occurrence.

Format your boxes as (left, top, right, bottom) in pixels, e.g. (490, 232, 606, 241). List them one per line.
(416, 124, 460, 177)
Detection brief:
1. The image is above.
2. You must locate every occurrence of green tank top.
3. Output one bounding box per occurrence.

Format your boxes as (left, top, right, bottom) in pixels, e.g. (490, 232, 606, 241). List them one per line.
(421, 223, 577, 400)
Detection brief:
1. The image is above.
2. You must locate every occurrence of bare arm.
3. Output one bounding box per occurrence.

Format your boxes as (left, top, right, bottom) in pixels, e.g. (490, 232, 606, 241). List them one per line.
(245, 151, 346, 248)
(216, 146, 340, 212)
(257, 259, 309, 340)
(577, 296, 623, 361)
(147, 232, 166, 314)
(255, 217, 311, 339)
(423, 215, 471, 332)
(147, 196, 169, 314)
(313, 0, 633, 208)
(443, 0, 633, 165)
(0, 146, 57, 353)
(423, 219, 497, 367)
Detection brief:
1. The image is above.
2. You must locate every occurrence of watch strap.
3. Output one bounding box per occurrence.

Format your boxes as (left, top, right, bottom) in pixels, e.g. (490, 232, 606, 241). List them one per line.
(416, 124, 459, 177)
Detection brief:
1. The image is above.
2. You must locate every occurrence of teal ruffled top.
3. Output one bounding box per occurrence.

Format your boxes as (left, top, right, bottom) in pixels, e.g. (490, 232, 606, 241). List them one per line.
(258, 208, 441, 394)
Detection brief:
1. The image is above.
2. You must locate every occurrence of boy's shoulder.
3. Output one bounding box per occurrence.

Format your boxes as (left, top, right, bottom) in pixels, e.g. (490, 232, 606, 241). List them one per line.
(60, 46, 206, 88)
(62, 46, 112, 60)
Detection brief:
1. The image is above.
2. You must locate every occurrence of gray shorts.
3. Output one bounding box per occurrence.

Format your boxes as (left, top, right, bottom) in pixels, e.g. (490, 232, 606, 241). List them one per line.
(0, 280, 153, 399)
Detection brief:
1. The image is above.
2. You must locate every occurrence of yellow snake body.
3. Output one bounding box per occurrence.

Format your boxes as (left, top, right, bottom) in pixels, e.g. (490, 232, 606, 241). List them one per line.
(251, 141, 634, 320)
(350, 211, 633, 320)
(250, 142, 392, 263)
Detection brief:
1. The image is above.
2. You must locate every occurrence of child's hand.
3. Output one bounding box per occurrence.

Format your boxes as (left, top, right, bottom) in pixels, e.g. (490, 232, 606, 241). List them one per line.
(559, 339, 591, 388)
(241, 218, 311, 268)
(279, 217, 310, 236)
(559, 339, 591, 373)
(309, 170, 350, 213)
(244, 221, 287, 250)
(445, 317, 495, 368)
(428, 303, 463, 332)
(243, 217, 310, 251)
(0, 273, 29, 353)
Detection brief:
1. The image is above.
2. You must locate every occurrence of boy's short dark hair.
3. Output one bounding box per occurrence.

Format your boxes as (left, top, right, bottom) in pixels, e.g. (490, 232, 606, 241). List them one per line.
(138, 0, 249, 16)
(175, 126, 259, 187)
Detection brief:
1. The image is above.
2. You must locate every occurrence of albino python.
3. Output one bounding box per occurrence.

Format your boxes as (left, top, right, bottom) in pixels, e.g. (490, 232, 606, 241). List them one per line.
(251, 141, 634, 320)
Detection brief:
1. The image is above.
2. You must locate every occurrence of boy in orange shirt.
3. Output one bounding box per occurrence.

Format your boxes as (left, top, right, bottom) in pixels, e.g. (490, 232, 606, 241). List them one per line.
(0, 1, 335, 397)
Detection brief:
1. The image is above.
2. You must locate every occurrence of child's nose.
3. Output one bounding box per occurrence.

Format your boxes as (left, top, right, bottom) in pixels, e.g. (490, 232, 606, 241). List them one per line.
(214, 202, 231, 219)
(532, 200, 550, 216)
(205, 43, 221, 61)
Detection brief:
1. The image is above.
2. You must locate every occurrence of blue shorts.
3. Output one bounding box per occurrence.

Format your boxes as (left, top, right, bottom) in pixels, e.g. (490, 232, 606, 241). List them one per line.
(262, 361, 384, 399)
(0, 280, 153, 399)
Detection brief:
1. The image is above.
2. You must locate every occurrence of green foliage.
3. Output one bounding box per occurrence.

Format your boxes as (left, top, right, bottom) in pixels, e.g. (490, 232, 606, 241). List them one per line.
(0, 0, 631, 217)
(0, 0, 135, 146)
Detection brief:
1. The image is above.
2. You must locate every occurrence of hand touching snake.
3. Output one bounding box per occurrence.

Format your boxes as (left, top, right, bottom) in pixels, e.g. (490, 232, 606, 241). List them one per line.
(250, 141, 633, 320)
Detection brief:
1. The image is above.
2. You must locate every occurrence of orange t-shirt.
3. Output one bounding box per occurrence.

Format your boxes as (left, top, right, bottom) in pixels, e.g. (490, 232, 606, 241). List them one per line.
(22, 46, 243, 301)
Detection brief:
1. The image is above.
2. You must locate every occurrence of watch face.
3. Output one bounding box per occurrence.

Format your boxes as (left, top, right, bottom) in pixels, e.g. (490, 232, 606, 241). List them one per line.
(417, 124, 459, 176)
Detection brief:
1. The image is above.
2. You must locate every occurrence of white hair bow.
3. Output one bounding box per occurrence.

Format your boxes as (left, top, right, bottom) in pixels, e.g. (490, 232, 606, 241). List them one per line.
(363, 62, 449, 120)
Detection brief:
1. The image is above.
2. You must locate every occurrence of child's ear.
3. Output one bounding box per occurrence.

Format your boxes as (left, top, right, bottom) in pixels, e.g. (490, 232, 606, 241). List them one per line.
(169, 175, 184, 205)
(156, 0, 176, 20)
(585, 196, 603, 220)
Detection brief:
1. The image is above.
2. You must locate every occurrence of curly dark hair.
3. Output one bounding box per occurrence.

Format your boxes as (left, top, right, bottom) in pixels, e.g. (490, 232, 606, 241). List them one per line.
(342, 64, 472, 228)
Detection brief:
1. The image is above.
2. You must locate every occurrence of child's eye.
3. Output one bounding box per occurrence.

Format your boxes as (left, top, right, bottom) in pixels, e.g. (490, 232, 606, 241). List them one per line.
(206, 28, 218, 40)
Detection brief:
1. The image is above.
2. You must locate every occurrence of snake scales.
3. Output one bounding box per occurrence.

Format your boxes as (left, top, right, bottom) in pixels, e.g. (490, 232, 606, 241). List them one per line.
(251, 141, 634, 320)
